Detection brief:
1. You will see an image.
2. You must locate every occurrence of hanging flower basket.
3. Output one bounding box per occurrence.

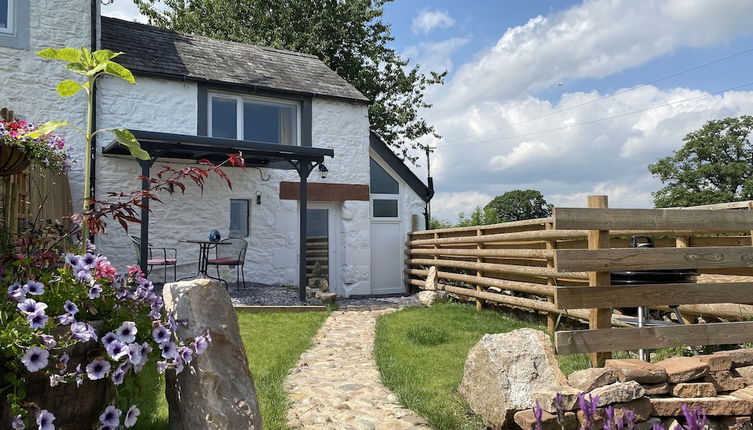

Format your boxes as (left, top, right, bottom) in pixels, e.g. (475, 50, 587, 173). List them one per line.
(0, 119, 70, 176)
(0, 143, 31, 176)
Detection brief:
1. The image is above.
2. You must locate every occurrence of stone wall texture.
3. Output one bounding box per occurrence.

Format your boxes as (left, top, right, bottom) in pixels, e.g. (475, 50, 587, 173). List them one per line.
(0, 0, 92, 210)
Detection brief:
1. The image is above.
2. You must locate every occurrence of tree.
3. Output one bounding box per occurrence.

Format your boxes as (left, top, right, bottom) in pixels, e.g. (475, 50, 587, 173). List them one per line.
(483, 190, 553, 223)
(428, 217, 452, 230)
(131, 0, 445, 162)
(456, 206, 489, 227)
(649, 115, 753, 208)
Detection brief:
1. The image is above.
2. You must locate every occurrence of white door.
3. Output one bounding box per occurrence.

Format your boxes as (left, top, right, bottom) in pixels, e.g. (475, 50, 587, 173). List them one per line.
(370, 221, 403, 294)
(306, 203, 339, 294)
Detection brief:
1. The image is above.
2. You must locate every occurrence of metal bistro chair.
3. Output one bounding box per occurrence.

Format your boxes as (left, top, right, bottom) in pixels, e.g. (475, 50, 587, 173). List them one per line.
(206, 238, 248, 289)
(130, 235, 178, 284)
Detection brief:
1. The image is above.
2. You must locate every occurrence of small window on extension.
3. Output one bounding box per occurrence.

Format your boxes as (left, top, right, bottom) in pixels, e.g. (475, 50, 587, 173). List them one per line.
(0, 0, 12, 33)
(229, 199, 250, 237)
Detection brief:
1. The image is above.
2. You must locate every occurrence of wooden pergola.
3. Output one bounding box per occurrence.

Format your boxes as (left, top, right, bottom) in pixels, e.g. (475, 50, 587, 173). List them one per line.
(103, 130, 334, 302)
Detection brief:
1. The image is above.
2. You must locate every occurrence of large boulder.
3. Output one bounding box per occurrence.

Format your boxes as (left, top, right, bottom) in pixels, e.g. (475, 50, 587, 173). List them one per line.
(163, 279, 262, 430)
(459, 328, 567, 429)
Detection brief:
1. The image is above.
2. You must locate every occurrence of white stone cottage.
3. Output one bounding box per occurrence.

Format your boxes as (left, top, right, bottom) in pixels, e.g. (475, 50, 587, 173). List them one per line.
(0, 1, 431, 296)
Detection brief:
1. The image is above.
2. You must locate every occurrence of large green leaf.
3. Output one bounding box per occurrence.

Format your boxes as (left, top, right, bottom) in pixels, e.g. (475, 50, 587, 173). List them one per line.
(65, 62, 88, 75)
(104, 62, 136, 84)
(36, 47, 79, 62)
(93, 50, 122, 63)
(112, 129, 150, 160)
(56, 80, 85, 97)
(24, 121, 68, 139)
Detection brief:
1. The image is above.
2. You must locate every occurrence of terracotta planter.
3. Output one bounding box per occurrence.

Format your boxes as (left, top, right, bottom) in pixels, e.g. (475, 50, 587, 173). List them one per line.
(0, 324, 113, 430)
(0, 143, 30, 176)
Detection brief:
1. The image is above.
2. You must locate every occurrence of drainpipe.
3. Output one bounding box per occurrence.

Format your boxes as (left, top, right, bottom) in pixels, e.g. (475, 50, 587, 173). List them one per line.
(89, 0, 97, 220)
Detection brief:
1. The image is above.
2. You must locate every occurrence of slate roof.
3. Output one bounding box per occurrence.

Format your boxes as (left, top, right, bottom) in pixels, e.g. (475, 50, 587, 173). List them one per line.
(100, 17, 369, 104)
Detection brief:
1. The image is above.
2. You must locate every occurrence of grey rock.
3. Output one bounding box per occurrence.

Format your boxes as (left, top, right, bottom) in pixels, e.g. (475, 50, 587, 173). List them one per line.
(531, 385, 580, 414)
(459, 328, 568, 429)
(588, 381, 645, 407)
(417, 290, 448, 306)
(163, 279, 262, 430)
(568, 367, 619, 392)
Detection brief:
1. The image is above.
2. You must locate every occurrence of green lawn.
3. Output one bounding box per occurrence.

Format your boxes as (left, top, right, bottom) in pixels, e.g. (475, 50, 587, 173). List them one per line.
(374, 303, 588, 430)
(132, 309, 329, 430)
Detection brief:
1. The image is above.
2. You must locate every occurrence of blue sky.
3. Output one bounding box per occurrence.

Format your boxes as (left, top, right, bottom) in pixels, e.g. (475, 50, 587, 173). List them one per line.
(103, 0, 753, 222)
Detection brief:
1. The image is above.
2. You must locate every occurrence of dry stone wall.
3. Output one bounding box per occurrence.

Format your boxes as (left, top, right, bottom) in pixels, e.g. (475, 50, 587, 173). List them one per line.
(514, 351, 753, 430)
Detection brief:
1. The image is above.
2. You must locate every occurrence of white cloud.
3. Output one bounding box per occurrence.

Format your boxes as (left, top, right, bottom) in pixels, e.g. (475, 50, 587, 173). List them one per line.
(434, 0, 753, 110)
(418, 0, 753, 220)
(411, 9, 455, 35)
(403, 37, 470, 74)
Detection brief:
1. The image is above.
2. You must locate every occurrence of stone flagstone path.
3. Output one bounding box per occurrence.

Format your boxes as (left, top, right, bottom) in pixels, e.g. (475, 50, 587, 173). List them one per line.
(285, 308, 432, 429)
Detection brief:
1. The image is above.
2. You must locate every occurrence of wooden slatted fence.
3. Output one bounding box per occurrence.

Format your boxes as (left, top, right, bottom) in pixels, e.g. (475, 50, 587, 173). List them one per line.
(406, 195, 753, 366)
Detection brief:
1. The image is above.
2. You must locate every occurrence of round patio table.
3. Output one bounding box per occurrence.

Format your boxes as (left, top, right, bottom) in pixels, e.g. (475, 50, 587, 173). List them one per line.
(176, 239, 232, 288)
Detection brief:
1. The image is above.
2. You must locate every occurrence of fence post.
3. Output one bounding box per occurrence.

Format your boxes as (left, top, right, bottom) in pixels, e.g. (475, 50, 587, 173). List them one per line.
(546, 222, 557, 333)
(588, 195, 612, 367)
(476, 228, 485, 311)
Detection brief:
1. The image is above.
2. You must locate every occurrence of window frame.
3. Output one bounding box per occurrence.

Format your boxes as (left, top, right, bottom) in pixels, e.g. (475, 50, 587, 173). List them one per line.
(0, 0, 14, 34)
(369, 157, 401, 221)
(207, 91, 302, 146)
(229, 199, 250, 238)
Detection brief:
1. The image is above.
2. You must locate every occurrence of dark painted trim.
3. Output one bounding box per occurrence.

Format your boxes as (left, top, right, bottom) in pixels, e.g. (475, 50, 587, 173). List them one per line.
(197, 82, 312, 146)
(279, 182, 369, 201)
(301, 98, 312, 147)
(0, 0, 29, 50)
(369, 131, 432, 203)
(197, 83, 208, 136)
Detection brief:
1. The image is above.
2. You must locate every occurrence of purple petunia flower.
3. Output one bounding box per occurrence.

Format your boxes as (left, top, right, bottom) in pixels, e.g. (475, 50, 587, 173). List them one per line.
(152, 326, 171, 344)
(161, 341, 177, 359)
(24, 280, 44, 296)
(194, 331, 211, 355)
(27, 310, 48, 329)
(116, 321, 137, 343)
(71, 322, 97, 342)
(179, 346, 193, 363)
(21, 346, 49, 372)
(76, 268, 93, 284)
(81, 253, 97, 269)
(7, 282, 26, 301)
(101, 332, 118, 346)
(111, 363, 127, 385)
(57, 313, 76, 325)
(124, 405, 140, 428)
(156, 360, 168, 374)
(49, 373, 64, 387)
(64, 253, 80, 267)
(106, 340, 130, 361)
(97, 425, 115, 430)
(128, 343, 143, 366)
(64, 300, 78, 315)
(17, 298, 46, 314)
(88, 284, 102, 299)
(99, 405, 121, 427)
(11, 414, 24, 429)
(86, 359, 111, 380)
(58, 352, 70, 374)
(36, 410, 55, 430)
(40, 334, 56, 349)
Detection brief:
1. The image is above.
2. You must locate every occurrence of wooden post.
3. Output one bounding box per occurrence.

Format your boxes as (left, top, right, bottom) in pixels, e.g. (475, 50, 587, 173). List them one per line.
(476, 228, 484, 311)
(546, 222, 557, 333)
(674, 235, 694, 324)
(588, 195, 612, 367)
(748, 202, 753, 246)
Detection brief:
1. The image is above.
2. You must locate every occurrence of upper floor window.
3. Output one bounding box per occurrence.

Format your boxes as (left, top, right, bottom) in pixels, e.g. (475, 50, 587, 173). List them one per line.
(0, 0, 13, 34)
(208, 93, 299, 145)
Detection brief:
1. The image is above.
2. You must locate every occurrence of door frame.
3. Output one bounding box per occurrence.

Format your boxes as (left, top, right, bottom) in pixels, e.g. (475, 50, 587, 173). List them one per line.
(306, 202, 340, 295)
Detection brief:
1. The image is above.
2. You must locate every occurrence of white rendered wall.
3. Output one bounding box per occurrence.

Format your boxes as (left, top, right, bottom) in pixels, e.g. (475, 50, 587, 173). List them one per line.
(0, 0, 92, 211)
(95, 78, 372, 293)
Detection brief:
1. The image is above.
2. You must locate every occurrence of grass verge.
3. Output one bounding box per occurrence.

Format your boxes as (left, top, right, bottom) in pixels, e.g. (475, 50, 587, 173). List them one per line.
(133, 309, 329, 430)
(374, 302, 588, 430)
